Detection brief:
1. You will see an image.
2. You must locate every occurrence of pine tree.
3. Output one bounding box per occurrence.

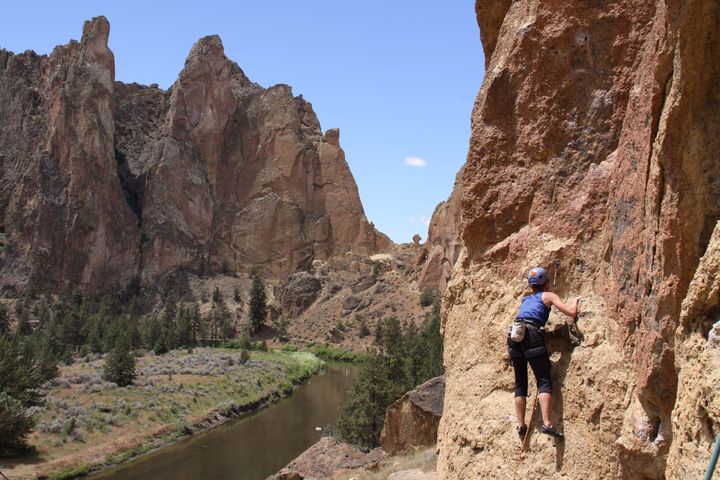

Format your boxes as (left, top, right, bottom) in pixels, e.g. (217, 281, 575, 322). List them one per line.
(274, 315, 289, 342)
(0, 304, 8, 335)
(0, 335, 43, 454)
(336, 305, 445, 450)
(103, 333, 136, 386)
(248, 275, 267, 335)
(16, 307, 32, 336)
(335, 354, 395, 450)
(140, 314, 162, 350)
(175, 305, 193, 348)
(358, 317, 370, 338)
(190, 302, 204, 345)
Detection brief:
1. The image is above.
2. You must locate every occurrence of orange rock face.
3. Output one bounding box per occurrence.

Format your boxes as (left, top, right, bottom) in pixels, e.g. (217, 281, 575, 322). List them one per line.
(381, 375, 445, 455)
(0, 18, 140, 292)
(439, 1, 719, 479)
(416, 170, 463, 292)
(0, 18, 389, 292)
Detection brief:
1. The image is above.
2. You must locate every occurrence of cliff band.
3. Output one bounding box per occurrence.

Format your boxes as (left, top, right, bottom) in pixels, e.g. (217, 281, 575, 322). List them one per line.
(0, 17, 389, 293)
(438, 0, 719, 478)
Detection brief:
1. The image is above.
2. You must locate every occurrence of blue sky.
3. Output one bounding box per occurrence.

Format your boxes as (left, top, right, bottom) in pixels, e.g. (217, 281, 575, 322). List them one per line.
(1, 1, 484, 244)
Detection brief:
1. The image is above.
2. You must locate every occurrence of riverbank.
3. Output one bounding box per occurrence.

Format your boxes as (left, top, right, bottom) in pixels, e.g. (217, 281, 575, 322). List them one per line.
(1, 348, 323, 480)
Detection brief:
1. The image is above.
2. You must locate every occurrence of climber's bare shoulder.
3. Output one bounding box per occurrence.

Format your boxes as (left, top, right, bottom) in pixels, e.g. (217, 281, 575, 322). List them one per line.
(542, 292, 578, 318)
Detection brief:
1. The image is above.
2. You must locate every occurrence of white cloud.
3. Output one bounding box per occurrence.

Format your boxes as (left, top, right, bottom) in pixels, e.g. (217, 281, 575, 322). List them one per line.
(404, 156, 427, 167)
(410, 216, 431, 227)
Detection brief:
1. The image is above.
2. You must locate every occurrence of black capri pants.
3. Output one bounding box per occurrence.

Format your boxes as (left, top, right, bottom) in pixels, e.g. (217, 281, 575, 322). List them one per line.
(507, 324, 552, 396)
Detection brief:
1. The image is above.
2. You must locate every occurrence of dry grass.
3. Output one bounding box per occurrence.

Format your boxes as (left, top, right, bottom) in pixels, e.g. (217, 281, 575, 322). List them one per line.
(2, 349, 322, 480)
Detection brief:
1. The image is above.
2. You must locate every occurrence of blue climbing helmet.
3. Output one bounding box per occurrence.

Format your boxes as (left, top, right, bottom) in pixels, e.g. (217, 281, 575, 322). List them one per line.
(527, 267, 548, 286)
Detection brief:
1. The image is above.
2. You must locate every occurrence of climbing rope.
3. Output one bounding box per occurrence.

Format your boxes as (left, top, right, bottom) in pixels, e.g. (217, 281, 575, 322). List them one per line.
(512, 388, 539, 480)
(705, 435, 720, 480)
(0, 468, 11, 480)
(520, 389, 538, 454)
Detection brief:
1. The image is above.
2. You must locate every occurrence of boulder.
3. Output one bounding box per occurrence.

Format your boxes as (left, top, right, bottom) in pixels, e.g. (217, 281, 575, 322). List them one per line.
(342, 295, 361, 311)
(388, 470, 437, 480)
(350, 274, 376, 293)
(267, 436, 384, 480)
(380, 376, 445, 455)
(275, 272, 322, 318)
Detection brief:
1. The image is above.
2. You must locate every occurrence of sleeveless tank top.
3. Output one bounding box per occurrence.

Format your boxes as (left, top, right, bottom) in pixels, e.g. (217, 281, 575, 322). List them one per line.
(516, 291, 551, 326)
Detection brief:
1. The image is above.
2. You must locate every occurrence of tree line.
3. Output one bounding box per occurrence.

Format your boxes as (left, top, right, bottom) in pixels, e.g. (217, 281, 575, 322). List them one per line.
(0, 275, 269, 456)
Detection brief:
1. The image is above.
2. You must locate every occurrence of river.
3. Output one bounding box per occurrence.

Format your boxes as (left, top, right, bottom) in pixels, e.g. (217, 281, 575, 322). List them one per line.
(88, 363, 358, 480)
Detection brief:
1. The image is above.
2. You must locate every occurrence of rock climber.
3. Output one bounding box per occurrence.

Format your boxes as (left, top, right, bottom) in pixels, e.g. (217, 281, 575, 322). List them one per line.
(508, 266, 581, 440)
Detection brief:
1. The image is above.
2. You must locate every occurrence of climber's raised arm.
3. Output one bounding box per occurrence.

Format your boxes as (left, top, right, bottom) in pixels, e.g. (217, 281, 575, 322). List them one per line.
(542, 292, 581, 318)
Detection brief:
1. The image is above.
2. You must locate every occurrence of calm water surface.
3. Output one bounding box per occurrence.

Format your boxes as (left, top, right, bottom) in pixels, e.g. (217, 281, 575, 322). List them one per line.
(89, 364, 358, 480)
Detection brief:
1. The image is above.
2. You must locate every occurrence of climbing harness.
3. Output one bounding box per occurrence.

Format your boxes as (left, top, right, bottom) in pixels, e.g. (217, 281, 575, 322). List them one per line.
(705, 434, 720, 480)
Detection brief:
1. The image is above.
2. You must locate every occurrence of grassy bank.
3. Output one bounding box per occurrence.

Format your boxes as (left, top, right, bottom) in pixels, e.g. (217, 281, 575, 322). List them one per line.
(2, 348, 323, 480)
(272, 343, 368, 364)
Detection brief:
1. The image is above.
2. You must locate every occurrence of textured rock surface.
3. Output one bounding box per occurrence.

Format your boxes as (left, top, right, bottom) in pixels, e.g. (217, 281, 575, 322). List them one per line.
(267, 436, 384, 480)
(380, 375, 445, 455)
(416, 171, 463, 292)
(0, 18, 389, 293)
(274, 271, 322, 318)
(438, 1, 720, 479)
(667, 223, 720, 478)
(387, 469, 437, 480)
(0, 17, 140, 292)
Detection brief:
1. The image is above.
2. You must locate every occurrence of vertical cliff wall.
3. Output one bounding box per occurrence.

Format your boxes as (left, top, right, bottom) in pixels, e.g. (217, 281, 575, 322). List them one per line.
(416, 169, 463, 293)
(0, 17, 389, 292)
(0, 18, 140, 292)
(438, 1, 719, 478)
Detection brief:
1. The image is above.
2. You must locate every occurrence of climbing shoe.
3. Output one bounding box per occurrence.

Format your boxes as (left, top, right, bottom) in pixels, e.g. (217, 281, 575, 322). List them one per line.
(541, 423, 564, 440)
(516, 424, 528, 439)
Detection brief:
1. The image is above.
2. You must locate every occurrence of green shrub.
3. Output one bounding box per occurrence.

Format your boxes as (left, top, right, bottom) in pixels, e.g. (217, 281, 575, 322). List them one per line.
(335, 305, 444, 450)
(310, 344, 366, 363)
(103, 334, 136, 387)
(419, 289, 438, 307)
(62, 417, 76, 437)
(239, 349, 250, 364)
(0, 336, 44, 455)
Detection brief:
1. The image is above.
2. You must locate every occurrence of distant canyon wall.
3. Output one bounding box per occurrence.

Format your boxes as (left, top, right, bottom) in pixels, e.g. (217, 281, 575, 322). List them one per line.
(0, 17, 389, 293)
(439, 1, 719, 479)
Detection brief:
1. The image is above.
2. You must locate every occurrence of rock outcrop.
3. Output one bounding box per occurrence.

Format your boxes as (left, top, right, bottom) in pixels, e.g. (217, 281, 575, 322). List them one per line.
(380, 375, 445, 455)
(267, 436, 383, 480)
(0, 17, 389, 293)
(0, 18, 140, 292)
(274, 271, 322, 318)
(416, 171, 463, 292)
(438, 1, 719, 479)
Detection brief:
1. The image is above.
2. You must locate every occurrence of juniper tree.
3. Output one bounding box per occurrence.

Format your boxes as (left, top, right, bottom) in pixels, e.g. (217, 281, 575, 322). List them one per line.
(248, 275, 267, 335)
(0, 335, 43, 454)
(103, 332, 136, 386)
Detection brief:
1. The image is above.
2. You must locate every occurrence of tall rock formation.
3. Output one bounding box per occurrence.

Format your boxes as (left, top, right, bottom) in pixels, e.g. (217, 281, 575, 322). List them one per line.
(0, 18, 140, 292)
(0, 18, 389, 292)
(439, 1, 719, 479)
(415, 170, 463, 292)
